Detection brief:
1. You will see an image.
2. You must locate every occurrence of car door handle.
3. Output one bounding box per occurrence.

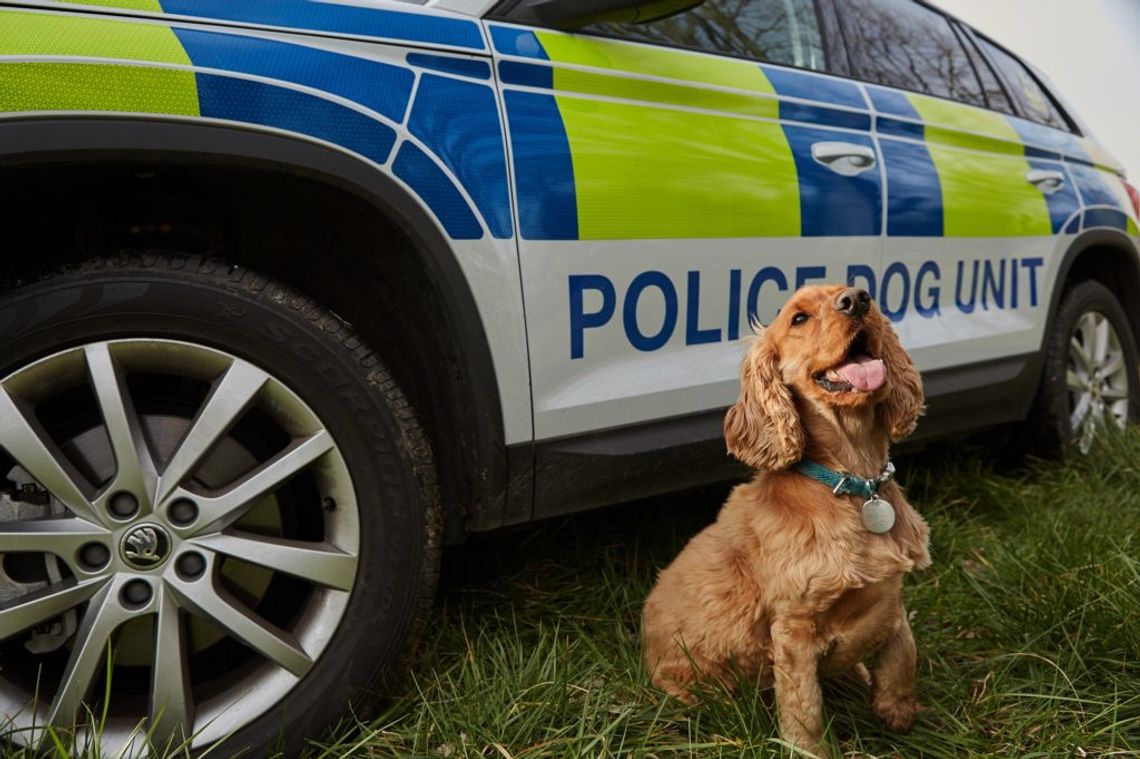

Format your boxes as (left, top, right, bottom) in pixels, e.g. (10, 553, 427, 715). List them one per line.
(1026, 168, 1066, 195)
(810, 142, 877, 176)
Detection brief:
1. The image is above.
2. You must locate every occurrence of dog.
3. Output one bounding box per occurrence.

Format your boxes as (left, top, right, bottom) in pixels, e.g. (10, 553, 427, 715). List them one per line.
(642, 284, 930, 755)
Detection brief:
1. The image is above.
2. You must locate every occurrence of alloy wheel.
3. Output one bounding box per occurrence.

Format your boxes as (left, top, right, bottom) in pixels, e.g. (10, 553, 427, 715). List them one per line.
(1066, 310, 1130, 453)
(0, 339, 359, 753)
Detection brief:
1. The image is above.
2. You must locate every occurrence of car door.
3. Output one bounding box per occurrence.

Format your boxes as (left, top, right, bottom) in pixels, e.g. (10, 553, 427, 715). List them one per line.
(489, 0, 884, 477)
(839, 0, 1081, 387)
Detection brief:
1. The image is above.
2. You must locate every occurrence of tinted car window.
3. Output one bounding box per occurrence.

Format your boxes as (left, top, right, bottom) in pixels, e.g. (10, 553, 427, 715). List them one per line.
(977, 37, 1069, 130)
(584, 0, 826, 71)
(957, 27, 1014, 114)
(842, 0, 985, 107)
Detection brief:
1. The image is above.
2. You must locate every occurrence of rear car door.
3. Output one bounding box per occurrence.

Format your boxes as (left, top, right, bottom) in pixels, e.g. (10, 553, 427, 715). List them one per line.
(489, 1, 884, 493)
(840, 0, 1082, 410)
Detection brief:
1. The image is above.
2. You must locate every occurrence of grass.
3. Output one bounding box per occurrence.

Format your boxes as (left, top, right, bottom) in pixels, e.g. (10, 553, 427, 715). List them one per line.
(307, 430, 1140, 758)
(13, 431, 1140, 757)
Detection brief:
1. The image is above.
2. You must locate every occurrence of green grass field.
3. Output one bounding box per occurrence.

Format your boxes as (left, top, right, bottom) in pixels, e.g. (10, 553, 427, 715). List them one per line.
(309, 432, 1140, 758)
(10, 432, 1140, 758)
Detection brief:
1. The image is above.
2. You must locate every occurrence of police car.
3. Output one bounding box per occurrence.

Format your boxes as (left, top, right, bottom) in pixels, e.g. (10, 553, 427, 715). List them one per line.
(0, 0, 1136, 753)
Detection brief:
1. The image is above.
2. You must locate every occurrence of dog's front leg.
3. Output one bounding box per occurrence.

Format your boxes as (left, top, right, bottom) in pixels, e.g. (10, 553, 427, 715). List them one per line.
(871, 608, 918, 732)
(771, 615, 826, 754)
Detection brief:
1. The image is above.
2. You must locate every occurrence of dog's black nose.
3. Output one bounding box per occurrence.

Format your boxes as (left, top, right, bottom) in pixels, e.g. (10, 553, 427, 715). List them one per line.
(835, 288, 870, 318)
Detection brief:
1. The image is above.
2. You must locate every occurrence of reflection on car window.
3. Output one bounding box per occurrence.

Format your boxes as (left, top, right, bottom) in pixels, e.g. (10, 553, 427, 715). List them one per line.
(959, 30, 1014, 114)
(977, 37, 1068, 130)
(584, 0, 826, 71)
(842, 0, 985, 107)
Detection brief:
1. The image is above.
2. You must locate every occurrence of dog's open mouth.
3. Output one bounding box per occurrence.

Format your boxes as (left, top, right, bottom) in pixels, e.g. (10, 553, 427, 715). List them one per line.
(813, 331, 886, 393)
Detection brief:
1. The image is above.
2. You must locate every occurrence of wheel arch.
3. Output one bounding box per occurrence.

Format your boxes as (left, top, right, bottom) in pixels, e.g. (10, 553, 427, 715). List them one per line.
(0, 116, 508, 541)
(1047, 229, 1140, 351)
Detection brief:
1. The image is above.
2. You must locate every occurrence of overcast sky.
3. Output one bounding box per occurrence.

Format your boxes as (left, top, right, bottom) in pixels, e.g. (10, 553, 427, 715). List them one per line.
(933, 0, 1140, 180)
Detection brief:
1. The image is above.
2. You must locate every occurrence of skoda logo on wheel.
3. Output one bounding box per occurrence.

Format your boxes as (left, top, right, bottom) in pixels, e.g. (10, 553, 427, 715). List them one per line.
(121, 525, 172, 569)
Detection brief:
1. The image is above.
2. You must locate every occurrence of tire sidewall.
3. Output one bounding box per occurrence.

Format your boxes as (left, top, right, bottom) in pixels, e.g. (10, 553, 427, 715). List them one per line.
(0, 259, 435, 755)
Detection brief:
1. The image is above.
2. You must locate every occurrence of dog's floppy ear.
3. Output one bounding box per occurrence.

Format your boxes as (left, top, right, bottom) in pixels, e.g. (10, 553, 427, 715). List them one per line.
(724, 331, 804, 470)
(875, 310, 924, 441)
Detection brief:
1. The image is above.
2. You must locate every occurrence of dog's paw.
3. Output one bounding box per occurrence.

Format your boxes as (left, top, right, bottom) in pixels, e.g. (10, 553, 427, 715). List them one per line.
(872, 697, 918, 733)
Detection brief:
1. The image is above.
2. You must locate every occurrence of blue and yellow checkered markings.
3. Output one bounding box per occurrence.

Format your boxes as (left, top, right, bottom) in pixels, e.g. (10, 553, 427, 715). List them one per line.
(1027, 159, 1081, 235)
(407, 74, 513, 239)
(783, 125, 882, 236)
(760, 65, 866, 109)
(174, 28, 414, 123)
(393, 142, 482, 239)
(761, 66, 879, 236)
(503, 90, 578, 241)
(880, 140, 943, 237)
(867, 88, 921, 120)
(0, 10, 510, 241)
(489, 26, 549, 60)
(405, 53, 490, 82)
(1067, 162, 1132, 233)
(865, 89, 941, 236)
(174, 27, 508, 238)
(60, 0, 488, 51)
(1068, 163, 1123, 208)
(1082, 208, 1130, 232)
(865, 85, 1087, 237)
(498, 61, 554, 89)
(195, 73, 396, 165)
(760, 64, 870, 131)
(492, 28, 880, 239)
(1004, 114, 1090, 165)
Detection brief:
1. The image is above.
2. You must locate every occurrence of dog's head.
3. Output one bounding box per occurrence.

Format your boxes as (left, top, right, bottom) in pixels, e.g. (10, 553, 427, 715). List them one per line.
(724, 284, 924, 471)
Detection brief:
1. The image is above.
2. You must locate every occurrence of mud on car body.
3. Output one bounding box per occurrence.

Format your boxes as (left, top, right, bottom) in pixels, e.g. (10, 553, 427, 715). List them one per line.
(0, 0, 1137, 753)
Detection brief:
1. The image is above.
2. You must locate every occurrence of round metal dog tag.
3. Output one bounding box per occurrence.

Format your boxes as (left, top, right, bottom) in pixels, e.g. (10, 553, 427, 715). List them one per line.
(861, 497, 896, 534)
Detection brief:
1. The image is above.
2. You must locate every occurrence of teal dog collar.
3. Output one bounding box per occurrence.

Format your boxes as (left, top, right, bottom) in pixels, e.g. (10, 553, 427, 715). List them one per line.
(792, 459, 896, 498)
(792, 459, 898, 533)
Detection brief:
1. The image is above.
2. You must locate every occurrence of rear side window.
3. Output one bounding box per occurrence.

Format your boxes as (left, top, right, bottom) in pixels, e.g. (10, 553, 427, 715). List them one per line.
(977, 37, 1070, 130)
(583, 0, 827, 71)
(956, 27, 1014, 114)
(841, 0, 986, 107)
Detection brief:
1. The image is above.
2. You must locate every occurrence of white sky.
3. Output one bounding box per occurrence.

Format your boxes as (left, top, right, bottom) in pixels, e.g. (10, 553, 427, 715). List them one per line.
(934, 0, 1140, 180)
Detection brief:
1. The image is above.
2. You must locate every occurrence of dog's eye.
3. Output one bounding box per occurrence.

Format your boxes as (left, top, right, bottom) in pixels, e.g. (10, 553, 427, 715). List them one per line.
(791, 312, 809, 326)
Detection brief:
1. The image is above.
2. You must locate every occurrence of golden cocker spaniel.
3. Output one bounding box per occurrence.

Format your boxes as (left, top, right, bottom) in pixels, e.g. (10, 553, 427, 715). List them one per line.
(642, 284, 930, 755)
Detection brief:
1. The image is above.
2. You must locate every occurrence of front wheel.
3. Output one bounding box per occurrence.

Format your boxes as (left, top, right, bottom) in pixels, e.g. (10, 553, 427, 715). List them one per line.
(1029, 280, 1139, 456)
(0, 256, 440, 755)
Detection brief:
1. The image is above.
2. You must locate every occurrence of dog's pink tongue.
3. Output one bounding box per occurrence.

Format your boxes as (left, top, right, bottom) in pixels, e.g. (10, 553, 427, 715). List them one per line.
(835, 356, 886, 391)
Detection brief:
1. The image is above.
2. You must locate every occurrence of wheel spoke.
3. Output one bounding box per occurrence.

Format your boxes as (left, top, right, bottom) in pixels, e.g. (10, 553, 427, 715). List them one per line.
(0, 577, 106, 641)
(1066, 368, 1087, 393)
(85, 344, 157, 508)
(1101, 384, 1129, 401)
(1070, 392, 1090, 430)
(1069, 335, 1094, 374)
(156, 360, 268, 503)
(1079, 410, 1098, 453)
(0, 387, 102, 525)
(187, 430, 334, 534)
(193, 533, 356, 591)
(1093, 315, 1110, 364)
(0, 518, 110, 561)
(150, 586, 193, 747)
(45, 577, 132, 728)
(1100, 350, 1124, 378)
(170, 568, 312, 677)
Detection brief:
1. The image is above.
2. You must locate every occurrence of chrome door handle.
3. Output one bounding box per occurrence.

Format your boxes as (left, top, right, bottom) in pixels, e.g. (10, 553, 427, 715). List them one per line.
(1026, 168, 1066, 195)
(811, 141, 877, 176)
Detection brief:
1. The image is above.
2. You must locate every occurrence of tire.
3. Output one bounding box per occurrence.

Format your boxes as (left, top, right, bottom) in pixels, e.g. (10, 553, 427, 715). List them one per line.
(1028, 279, 1139, 457)
(0, 255, 440, 756)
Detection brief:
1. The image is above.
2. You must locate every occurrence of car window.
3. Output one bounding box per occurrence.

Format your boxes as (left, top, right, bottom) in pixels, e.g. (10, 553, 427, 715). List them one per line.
(583, 0, 826, 72)
(841, 0, 986, 107)
(956, 27, 1014, 115)
(977, 37, 1069, 131)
